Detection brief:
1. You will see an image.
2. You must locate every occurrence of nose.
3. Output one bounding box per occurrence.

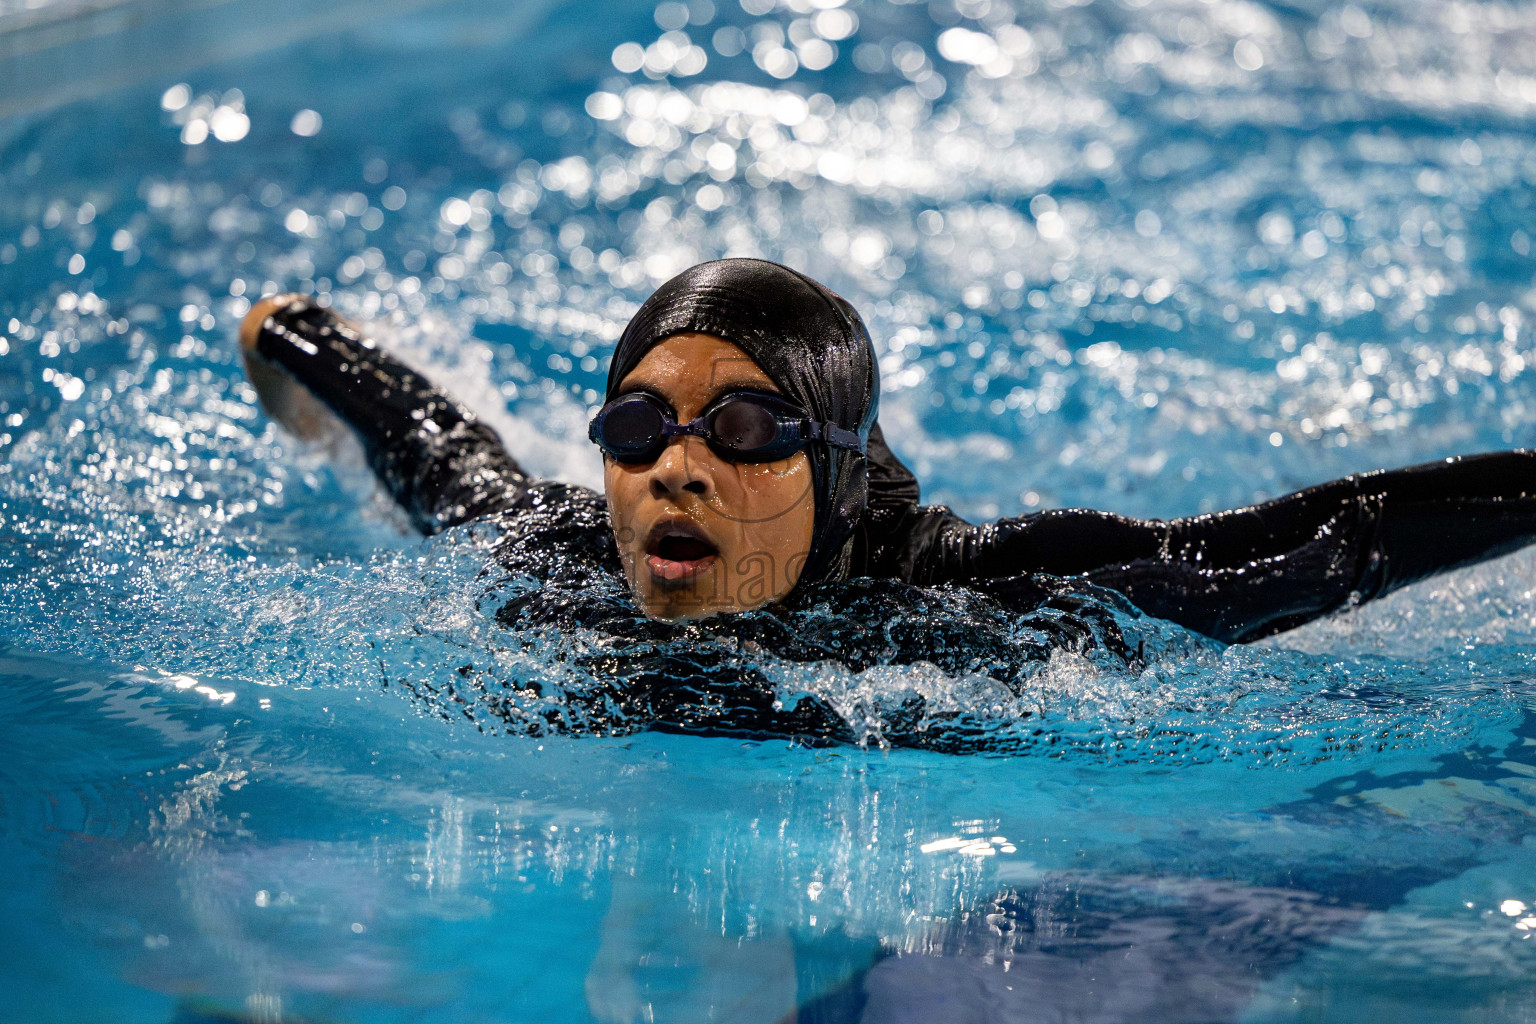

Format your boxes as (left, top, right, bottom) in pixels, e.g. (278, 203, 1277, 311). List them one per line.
(647, 435, 716, 502)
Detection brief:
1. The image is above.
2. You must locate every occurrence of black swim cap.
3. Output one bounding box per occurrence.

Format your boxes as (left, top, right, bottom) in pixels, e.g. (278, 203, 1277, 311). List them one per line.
(606, 258, 878, 589)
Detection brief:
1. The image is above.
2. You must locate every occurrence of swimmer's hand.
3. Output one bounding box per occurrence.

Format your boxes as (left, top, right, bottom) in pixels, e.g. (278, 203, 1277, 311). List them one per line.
(240, 294, 344, 442)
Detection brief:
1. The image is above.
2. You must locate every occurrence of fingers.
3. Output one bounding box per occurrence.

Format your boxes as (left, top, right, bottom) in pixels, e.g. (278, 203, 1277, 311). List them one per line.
(239, 293, 304, 353)
(238, 293, 342, 443)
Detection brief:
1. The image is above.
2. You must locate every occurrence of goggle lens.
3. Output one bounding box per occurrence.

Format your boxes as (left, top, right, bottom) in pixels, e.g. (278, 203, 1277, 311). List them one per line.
(706, 399, 780, 454)
(599, 398, 668, 461)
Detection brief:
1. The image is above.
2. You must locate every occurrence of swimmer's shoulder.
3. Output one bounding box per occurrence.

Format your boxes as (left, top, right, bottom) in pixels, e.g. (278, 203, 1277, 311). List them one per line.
(459, 479, 607, 540)
(488, 479, 615, 562)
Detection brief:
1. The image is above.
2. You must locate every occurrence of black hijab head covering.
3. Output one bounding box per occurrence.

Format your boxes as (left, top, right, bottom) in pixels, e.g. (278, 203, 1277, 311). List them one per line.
(606, 258, 909, 590)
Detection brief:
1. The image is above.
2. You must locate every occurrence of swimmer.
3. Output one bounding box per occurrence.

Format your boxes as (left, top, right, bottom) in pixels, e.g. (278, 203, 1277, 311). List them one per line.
(240, 258, 1536, 652)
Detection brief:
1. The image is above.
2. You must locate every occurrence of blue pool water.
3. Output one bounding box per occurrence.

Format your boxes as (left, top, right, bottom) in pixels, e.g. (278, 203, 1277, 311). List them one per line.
(6, 0, 1536, 1018)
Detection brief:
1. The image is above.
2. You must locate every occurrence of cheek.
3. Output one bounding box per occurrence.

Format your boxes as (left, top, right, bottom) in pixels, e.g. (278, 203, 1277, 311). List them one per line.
(715, 458, 816, 549)
(603, 466, 643, 539)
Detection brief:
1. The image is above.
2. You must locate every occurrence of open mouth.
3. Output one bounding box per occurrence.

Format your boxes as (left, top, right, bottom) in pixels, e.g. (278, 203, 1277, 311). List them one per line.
(644, 521, 720, 585)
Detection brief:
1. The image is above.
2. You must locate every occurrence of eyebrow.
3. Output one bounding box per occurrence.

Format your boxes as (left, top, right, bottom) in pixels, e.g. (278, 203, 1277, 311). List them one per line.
(615, 368, 781, 410)
(611, 382, 675, 413)
(702, 377, 781, 404)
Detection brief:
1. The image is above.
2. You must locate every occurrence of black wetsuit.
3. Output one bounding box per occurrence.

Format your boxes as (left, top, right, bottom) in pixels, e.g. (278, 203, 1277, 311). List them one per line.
(251, 299, 1536, 745)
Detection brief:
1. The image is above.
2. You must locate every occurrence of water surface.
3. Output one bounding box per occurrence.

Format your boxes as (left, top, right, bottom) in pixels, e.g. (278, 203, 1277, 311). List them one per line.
(5, 0, 1536, 1019)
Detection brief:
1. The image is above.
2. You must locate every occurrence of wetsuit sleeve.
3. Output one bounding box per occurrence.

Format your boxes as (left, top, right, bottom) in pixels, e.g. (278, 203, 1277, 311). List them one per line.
(893, 452, 1536, 643)
(250, 298, 530, 534)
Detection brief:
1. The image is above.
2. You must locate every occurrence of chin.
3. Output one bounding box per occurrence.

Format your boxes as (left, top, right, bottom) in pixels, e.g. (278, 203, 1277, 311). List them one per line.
(627, 571, 714, 621)
(645, 603, 716, 622)
(631, 574, 763, 621)
(638, 594, 728, 622)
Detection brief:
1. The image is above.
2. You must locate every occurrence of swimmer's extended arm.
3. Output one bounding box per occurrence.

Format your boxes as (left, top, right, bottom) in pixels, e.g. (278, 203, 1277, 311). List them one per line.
(240, 296, 529, 533)
(887, 452, 1536, 643)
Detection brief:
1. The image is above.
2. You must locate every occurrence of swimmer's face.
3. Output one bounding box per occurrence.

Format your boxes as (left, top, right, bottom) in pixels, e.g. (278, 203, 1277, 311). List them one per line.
(603, 332, 817, 621)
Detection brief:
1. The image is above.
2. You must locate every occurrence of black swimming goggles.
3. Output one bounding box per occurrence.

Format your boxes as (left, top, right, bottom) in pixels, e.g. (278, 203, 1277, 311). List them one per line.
(588, 390, 866, 465)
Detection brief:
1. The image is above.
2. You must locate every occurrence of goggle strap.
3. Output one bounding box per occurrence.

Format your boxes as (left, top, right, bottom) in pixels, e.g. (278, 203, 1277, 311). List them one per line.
(811, 421, 867, 455)
(804, 420, 866, 457)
